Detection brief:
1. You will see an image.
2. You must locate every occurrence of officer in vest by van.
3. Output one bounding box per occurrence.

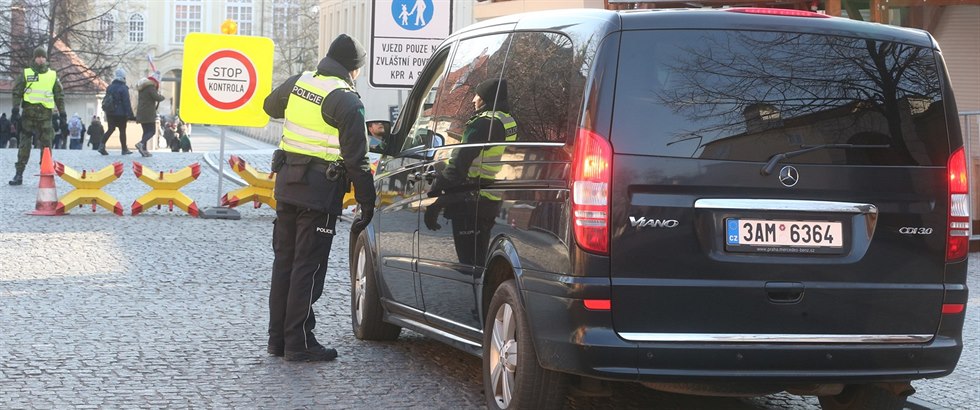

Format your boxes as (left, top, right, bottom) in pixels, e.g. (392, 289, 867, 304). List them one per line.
(262, 34, 376, 362)
(9, 46, 66, 185)
(424, 78, 517, 265)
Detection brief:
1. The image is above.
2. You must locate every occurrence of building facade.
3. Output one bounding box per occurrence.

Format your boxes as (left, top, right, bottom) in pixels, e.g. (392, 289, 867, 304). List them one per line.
(319, 0, 474, 122)
(95, 0, 320, 120)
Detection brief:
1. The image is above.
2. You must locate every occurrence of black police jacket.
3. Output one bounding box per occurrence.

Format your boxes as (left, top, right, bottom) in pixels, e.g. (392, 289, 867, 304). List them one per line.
(263, 56, 376, 213)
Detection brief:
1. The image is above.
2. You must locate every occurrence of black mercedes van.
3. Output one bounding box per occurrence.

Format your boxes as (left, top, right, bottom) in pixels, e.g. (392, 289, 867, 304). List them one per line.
(350, 8, 969, 409)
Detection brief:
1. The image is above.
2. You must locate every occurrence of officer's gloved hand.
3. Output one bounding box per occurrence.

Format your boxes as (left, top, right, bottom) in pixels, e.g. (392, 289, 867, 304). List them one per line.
(59, 112, 67, 126)
(424, 205, 442, 231)
(351, 204, 374, 236)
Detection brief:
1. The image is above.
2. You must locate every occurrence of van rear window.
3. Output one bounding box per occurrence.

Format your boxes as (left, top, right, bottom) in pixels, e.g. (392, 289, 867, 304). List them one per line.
(612, 30, 949, 166)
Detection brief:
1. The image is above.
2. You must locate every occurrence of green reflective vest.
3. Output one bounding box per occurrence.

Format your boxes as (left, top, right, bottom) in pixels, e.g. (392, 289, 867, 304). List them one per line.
(280, 72, 350, 162)
(24, 68, 57, 109)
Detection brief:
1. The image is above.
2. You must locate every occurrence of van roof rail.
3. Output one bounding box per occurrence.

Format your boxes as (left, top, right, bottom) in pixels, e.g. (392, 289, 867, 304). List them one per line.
(605, 0, 810, 7)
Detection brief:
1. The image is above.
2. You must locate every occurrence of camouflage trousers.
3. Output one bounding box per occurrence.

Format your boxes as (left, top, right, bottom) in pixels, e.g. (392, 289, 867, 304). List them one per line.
(14, 108, 54, 173)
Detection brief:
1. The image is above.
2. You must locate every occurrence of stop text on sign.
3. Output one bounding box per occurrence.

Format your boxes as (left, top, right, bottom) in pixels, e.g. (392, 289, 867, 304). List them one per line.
(196, 49, 257, 110)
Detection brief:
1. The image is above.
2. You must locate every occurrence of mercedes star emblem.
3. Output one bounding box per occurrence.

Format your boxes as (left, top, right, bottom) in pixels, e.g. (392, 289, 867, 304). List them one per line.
(778, 165, 799, 187)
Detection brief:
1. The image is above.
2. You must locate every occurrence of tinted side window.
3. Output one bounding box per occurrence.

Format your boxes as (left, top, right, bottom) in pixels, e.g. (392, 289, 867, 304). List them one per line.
(613, 30, 949, 166)
(400, 49, 450, 153)
(501, 32, 585, 143)
(428, 33, 511, 147)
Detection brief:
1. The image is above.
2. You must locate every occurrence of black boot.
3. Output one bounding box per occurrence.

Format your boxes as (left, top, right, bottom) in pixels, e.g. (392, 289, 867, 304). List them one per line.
(9, 171, 23, 186)
(98, 144, 109, 155)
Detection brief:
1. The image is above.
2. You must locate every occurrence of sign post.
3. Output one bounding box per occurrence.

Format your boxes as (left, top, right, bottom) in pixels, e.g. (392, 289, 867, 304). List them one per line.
(371, 0, 453, 88)
(180, 32, 274, 219)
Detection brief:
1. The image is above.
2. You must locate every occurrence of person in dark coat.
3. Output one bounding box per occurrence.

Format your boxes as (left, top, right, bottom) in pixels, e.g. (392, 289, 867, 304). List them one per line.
(262, 34, 376, 362)
(134, 71, 165, 157)
(0, 113, 10, 148)
(100, 68, 135, 155)
(87, 116, 104, 150)
(163, 121, 179, 152)
(9, 109, 20, 150)
(51, 112, 63, 149)
(424, 79, 516, 266)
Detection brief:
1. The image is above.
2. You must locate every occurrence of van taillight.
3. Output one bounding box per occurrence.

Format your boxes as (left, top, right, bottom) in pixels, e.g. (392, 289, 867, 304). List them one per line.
(572, 128, 612, 255)
(947, 147, 969, 261)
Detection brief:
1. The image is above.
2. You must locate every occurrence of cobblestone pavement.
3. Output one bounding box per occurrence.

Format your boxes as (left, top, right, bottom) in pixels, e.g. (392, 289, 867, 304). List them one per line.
(0, 144, 975, 409)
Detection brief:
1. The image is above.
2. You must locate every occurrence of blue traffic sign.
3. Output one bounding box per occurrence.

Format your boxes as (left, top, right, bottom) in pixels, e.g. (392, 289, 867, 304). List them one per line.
(391, 0, 434, 31)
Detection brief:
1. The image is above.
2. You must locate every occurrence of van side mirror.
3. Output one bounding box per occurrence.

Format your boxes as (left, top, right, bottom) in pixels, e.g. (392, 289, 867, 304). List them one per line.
(366, 120, 391, 154)
(430, 134, 444, 149)
(426, 133, 445, 160)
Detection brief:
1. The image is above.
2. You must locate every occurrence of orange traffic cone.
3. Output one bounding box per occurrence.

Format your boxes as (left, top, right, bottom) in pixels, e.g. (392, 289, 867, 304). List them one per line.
(29, 147, 61, 216)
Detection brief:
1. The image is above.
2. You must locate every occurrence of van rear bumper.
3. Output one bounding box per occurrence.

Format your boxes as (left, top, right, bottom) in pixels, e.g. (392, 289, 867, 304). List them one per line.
(521, 276, 963, 383)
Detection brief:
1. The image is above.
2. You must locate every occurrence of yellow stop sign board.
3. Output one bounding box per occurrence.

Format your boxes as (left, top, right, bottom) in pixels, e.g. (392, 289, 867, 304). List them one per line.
(180, 33, 274, 127)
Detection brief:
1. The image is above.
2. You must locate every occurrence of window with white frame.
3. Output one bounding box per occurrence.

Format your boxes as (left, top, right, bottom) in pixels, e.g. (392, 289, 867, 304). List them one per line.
(101, 14, 115, 42)
(226, 0, 253, 36)
(273, 1, 300, 40)
(129, 13, 145, 43)
(174, 0, 203, 43)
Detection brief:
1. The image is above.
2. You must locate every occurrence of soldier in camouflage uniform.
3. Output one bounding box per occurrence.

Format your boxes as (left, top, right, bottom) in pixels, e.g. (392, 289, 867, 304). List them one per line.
(9, 46, 65, 186)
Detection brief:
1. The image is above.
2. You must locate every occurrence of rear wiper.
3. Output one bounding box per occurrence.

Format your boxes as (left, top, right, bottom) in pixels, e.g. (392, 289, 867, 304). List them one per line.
(760, 144, 891, 176)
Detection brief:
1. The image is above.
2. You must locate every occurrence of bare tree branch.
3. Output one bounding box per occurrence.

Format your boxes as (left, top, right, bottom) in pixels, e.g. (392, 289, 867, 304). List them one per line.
(2, 0, 147, 91)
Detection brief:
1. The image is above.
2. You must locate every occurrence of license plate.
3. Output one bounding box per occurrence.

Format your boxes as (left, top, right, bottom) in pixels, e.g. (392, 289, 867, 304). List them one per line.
(726, 218, 844, 254)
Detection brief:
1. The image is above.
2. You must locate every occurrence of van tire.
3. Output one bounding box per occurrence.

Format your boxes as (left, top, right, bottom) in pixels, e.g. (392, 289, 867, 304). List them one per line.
(483, 280, 568, 409)
(350, 235, 400, 341)
(817, 384, 908, 410)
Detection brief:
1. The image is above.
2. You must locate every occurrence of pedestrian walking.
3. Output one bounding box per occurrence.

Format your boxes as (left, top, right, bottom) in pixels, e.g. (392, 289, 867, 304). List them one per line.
(262, 34, 376, 362)
(9, 46, 66, 185)
(100, 68, 135, 155)
(52, 113, 64, 149)
(9, 109, 20, 149)
(163, 121, 179, 152)
(0, 112, 10, 148)
(135, 71, 165, 157)
(179, 134, 192, 152)
(87, 116, 104, 151)
(67, 113, 84, 149)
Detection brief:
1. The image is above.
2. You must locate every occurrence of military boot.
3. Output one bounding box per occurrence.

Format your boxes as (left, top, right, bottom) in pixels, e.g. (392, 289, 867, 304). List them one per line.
(9, 170, 23, 186)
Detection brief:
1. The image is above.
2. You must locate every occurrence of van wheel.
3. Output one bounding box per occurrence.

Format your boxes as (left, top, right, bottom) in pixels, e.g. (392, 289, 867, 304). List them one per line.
(483, 280, 568, 409)
(818, 384, 908, 410)
(350, 235, 400, 341)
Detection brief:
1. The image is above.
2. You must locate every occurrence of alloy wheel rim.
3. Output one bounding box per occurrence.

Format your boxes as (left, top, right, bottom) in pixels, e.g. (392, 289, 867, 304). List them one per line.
(355, 247, 367, 324)
(489, 303, 517, 408)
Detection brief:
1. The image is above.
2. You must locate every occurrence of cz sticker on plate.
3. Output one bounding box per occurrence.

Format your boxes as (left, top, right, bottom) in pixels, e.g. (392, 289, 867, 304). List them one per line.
(726, 218, 844, 254)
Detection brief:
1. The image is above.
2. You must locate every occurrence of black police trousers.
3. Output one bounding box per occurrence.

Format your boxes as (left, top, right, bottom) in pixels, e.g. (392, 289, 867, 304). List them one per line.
(268, 201, 337, 352)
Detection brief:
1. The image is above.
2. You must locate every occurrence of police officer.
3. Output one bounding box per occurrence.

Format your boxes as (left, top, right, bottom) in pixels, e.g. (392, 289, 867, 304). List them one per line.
(10, 46, 66, 185)
(262, 34, 376, 362)
(425, 79, 517, 265)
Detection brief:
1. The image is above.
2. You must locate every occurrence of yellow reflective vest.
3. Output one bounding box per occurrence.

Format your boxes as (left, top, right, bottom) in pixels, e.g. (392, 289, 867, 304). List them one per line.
(23, 68, 57, 109)
(468, 111, 518, 181)
(280, 72, 350, 162)
(468, 111, 517, 201)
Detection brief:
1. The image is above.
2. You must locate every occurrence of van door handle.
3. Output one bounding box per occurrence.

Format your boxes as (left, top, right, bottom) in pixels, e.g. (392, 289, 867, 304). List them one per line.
(422, 167, 437, 183)
(407, 172, 422, 185)
(765, 282, 804, 304)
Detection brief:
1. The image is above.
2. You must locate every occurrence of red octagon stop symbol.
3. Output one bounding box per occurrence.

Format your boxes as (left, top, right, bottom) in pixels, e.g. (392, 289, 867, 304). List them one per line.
(196, 49, 258, 110)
